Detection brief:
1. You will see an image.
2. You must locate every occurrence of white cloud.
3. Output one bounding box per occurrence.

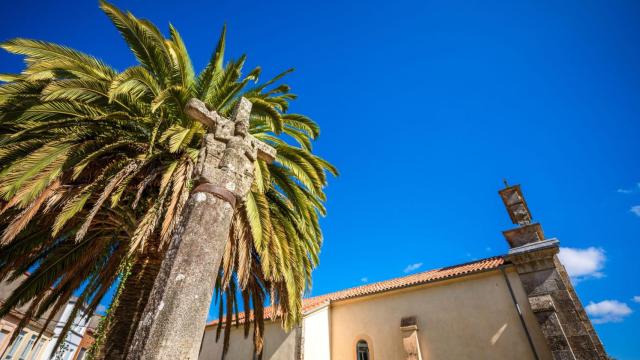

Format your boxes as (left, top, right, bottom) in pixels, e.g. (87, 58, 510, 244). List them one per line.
(558, 247, 605, 282)
(403, 262, 423, 273)
(360, 277, 368, 283)
(631, 206, 640, 217)
(96, 304, 108, 314)
(585, 300, 632, 324)
(633, 296, 640, 304)
(617, 183, 640, 194)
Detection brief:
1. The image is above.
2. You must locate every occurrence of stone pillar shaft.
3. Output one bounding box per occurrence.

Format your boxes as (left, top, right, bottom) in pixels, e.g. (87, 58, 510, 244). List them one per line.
(125, 98, 276, 359)
(126, 193, 233, 359)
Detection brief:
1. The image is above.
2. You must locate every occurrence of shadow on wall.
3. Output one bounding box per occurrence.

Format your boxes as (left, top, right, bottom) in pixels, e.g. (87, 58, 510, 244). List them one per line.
(199, 321, 298, 360)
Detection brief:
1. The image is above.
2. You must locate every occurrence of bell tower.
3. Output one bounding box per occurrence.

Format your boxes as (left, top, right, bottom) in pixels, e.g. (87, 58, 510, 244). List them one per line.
(499, 182, 545, 248)
(499, 182, 607, 360)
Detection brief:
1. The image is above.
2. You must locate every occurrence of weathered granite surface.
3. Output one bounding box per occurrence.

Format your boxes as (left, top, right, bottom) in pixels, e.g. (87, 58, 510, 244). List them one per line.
(126, 98, 275, 360)
(501, 185, 607, 360)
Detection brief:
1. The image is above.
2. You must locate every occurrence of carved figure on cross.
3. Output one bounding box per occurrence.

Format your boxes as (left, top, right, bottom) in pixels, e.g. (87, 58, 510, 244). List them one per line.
(185, 97, 276, 208)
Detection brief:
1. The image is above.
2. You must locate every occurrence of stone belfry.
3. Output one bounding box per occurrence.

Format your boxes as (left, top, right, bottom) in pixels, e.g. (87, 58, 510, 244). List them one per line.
(499, 183, 607, 360)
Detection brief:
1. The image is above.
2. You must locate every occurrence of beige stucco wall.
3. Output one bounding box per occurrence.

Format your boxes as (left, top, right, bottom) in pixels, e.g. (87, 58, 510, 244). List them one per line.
(329, 268, 552, 360)
(199, 267, 554, 360)
(199, 321, 298, 360)
(302, 305, 330, 360)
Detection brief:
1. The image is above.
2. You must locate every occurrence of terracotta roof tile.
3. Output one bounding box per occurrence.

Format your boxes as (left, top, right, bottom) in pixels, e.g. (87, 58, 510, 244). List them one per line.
(206, 256, 504, 327)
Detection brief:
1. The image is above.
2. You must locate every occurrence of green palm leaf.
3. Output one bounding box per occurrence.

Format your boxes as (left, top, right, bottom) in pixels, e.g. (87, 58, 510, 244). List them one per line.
(0, 2, 336, 358)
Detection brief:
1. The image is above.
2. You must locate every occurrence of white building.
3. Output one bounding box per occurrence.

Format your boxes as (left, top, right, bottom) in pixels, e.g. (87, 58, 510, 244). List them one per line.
(39, 299, 90, 360)
(0, 278, 97, 360)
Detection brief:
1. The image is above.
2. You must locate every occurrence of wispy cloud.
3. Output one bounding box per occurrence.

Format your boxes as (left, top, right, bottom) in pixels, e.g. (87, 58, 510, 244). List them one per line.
(360, 277, 368, 283)
(631, 206, 640, 217)
(585, 300, 632, 324)
(633, 296, 640, 304)
(617, 183, 640, 194)
(558, 247, 605, 283)
(403, 262, 423, 273)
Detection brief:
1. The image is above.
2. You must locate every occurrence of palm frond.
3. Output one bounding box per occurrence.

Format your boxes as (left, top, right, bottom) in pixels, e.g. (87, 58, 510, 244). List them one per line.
(0, 5, 336, 358)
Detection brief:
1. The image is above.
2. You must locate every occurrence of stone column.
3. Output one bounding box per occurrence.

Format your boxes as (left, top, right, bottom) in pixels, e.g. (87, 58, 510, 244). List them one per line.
(126, 192, 235, 359)
(499, 185, 606, 360)
(125, 98, 276, 360)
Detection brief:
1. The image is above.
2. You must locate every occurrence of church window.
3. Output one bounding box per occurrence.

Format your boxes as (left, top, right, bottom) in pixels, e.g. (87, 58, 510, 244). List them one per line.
(356, 340, 370, 360)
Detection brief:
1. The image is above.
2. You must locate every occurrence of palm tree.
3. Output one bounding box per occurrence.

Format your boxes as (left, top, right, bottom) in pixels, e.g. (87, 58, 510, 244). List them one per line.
(0, 1, 336, 358)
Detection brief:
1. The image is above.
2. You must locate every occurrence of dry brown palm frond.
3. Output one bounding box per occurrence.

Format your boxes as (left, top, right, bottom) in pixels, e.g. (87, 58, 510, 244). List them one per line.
(76, 161, 138, 242)
(159, 159, 192, 247)
(0, 180, 60, 244)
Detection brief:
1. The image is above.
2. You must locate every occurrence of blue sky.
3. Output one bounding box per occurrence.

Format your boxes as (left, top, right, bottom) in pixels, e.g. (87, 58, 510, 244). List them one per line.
(1, 0, 639, 358)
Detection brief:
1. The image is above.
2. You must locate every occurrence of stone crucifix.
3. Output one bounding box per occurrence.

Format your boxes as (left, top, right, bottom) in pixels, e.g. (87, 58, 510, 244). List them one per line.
(127, 98, 276, 360)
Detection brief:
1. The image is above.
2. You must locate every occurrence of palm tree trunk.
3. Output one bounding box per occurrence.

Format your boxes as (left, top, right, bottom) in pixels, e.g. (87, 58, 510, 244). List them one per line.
(95, 248, 163, 360)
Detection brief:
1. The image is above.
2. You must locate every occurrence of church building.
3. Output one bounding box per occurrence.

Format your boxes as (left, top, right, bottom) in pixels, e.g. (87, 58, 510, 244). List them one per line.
(199, 184, 608, 360)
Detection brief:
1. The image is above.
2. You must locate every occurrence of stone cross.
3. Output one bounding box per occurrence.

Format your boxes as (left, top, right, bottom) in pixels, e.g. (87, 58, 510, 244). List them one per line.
(186, 97, 276, 204)
(126, 98, 276, 360)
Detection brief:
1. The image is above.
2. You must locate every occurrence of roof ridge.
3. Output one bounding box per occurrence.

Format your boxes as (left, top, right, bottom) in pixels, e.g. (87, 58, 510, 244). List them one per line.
(206, 255, 505, 327)
(303, 255, 504, 302)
